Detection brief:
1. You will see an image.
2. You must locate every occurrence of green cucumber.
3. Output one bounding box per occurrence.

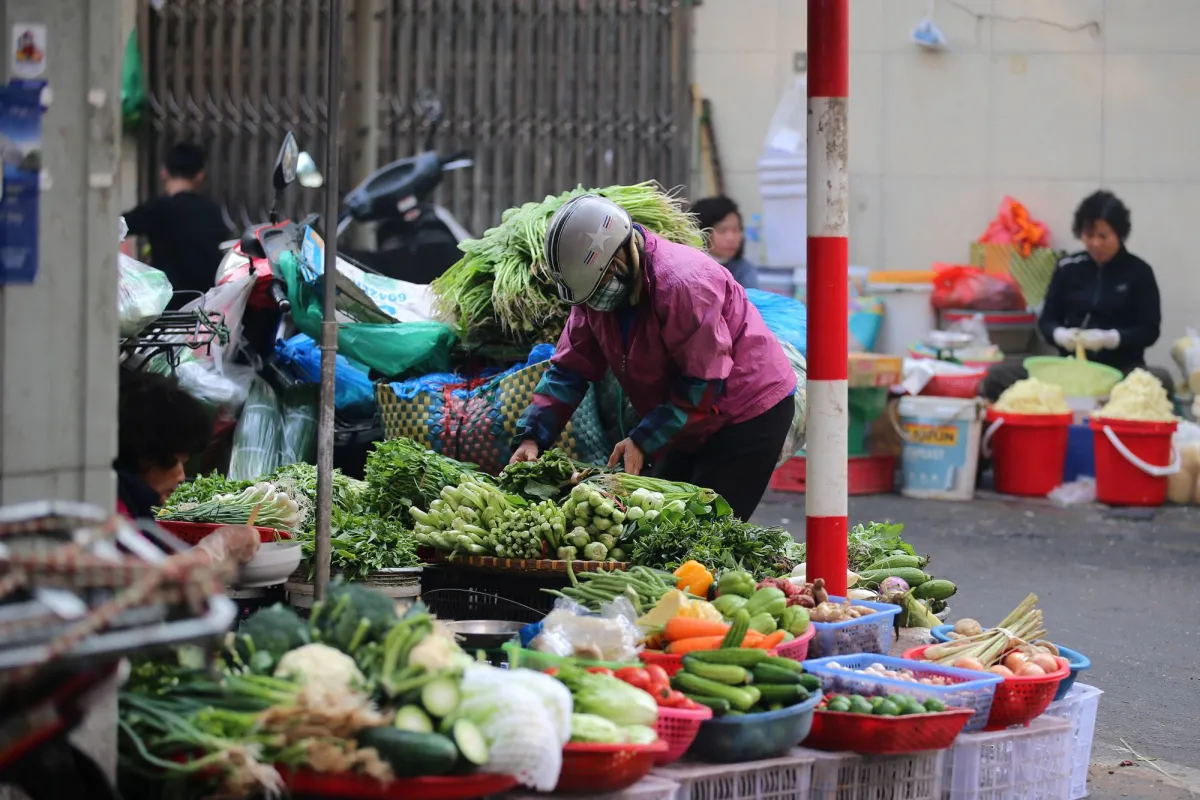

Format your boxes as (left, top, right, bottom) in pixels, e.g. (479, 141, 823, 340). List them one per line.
(912, 579, 958, 601)
(798, 674, 822, 693)
(685, 648, 767, 667)
(684, 695, 731, 716)
(356, 727, 458, 777)
(682, 657, 750, 685)
(754, 684, 804, 705)
(856, 567, 930, 588)
(752, 664, 802, 685)
(672, 672, 759, 711)
(865, 555, 925, 571)
(394, 705, 434, 734)
(721, 609, 750, 648)
(758, 656, 805, 674)
(421, 677, 460, 718)
(447, 719, 489, 766)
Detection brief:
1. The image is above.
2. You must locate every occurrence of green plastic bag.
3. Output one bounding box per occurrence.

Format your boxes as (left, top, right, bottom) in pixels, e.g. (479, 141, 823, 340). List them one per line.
(279, 250, 457, 378)
(121, 30, 146, 134)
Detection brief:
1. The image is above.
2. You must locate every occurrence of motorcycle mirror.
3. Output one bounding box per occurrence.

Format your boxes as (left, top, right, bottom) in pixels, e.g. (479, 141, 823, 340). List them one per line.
(296, 151, 324, 189)
(273, 132, 300, 191)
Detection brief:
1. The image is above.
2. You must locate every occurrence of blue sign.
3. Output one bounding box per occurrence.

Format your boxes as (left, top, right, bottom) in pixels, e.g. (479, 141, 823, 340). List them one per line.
(0, 80, 46, 285)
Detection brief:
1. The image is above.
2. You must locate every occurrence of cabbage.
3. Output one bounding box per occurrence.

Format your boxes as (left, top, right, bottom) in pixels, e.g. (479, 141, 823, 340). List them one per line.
(570, 713, 625, 744)
(571, 672, 658, 727)
(623, 725, 658, 745)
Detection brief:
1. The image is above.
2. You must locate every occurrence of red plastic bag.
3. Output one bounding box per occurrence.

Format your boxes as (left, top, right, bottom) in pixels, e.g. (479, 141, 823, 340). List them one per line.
(978, 197, 1049, 257)
(931, 264, 1026, 312)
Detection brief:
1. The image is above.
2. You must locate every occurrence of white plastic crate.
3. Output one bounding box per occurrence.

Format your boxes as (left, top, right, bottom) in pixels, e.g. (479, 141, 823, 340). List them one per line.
(500, 775, 680, 800)
(1044, 683, 1103, 799)
(943, 716, 1073, 800)
(800, 747, 944, 800)
(652, 751, 814, 800)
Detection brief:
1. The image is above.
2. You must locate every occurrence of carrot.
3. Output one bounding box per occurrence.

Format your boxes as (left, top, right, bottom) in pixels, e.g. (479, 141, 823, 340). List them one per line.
(666, 635, 725, 655)
(664, 618, 730, 642)
(741, 629, 766, 647)
(751, 630, 787, 650)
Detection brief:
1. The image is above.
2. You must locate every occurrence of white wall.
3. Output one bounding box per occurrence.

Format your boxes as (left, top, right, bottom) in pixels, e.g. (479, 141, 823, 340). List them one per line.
(694, 0, 1200, 366)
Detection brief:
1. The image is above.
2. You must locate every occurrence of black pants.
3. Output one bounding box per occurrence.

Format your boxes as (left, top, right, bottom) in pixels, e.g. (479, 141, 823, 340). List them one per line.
(979, 361, 1176, 402)
(652, 396, 793, 521)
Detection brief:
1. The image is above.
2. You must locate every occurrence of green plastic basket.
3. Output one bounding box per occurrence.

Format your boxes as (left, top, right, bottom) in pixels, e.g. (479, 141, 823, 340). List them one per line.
(1023, 356, 1123, 397)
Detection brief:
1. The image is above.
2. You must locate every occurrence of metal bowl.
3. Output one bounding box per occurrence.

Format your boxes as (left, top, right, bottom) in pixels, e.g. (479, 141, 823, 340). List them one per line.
(443, 619, 525, 650)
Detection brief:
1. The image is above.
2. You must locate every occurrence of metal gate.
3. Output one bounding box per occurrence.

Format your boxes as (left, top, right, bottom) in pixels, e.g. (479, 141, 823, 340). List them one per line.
(139, 0, 693, 237)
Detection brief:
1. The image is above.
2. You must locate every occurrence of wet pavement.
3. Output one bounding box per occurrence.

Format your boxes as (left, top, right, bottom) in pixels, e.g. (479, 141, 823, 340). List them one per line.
(753, 490, 1200, 794)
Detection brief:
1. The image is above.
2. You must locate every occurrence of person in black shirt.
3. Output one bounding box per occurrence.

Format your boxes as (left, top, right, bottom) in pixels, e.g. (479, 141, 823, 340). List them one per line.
(123, 143, 229, 309)
(980, 191, 1175, 401)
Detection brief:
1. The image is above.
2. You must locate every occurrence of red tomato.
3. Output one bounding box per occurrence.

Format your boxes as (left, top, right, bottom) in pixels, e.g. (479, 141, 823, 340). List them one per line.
(542, 667, 559, 677)
(662, 690, 689, 708)
(614, 667, 652, 691)
(644, 664, 670, 688)
(585, 667, 613, 676)
(654, 685, 674, 705)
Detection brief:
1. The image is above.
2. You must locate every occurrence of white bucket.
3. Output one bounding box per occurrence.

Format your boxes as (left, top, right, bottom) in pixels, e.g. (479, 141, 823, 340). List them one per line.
(869, 281, 936, 357)
(896, 396, 985, 501)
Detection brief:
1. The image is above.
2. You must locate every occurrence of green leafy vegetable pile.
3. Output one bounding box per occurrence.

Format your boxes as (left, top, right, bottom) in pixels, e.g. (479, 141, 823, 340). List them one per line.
(365, 438, 484, 524)
(628, 515, 794, 576)
(496, 447, 583, 501)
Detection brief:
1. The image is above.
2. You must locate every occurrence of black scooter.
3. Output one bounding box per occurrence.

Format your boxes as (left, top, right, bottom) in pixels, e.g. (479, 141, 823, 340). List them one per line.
(336, 91, 472, 285)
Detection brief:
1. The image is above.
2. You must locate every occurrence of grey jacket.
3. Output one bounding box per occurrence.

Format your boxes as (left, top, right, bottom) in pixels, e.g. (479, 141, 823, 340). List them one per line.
(723, 257, 759, 290)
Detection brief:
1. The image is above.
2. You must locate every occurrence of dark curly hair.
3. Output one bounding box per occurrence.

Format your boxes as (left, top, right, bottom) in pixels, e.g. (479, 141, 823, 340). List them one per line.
(116, 370, 212, 473)
(1072, 190, 1131, 241)
(690, 195, 745, 261)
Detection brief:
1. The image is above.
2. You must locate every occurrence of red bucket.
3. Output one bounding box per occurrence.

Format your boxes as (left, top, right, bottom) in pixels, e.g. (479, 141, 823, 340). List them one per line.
(982, 409, 1073, 497)
(1089, 417, 1179, 506)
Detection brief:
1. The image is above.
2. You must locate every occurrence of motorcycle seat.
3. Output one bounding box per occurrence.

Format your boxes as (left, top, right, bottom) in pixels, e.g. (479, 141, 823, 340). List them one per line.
(343, 151, 443, 222)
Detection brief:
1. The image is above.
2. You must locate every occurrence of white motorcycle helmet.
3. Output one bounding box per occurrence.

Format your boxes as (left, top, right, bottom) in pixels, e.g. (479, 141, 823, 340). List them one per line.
(543, 194, 634, 305)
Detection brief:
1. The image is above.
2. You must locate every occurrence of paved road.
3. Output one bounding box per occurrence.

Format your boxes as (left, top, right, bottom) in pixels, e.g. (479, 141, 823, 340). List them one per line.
(752, 491, 1200, 778)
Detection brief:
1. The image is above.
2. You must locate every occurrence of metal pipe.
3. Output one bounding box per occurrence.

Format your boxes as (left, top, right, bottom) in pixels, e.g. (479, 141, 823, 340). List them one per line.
(314, 0, 344, 601)
(348, 0, 381, 251)
(805, 0, 850, 597)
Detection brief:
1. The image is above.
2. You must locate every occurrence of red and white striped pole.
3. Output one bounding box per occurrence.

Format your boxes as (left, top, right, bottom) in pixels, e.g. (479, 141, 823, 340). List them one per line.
(805, 0, 850, 596)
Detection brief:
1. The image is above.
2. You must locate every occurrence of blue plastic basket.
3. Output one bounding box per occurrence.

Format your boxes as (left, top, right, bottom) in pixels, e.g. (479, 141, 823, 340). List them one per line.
(808, 596, 902, 660)
(930, 624, 1091, 701)
(686, 691, 823, 763)
(802, 654, 1003, 732)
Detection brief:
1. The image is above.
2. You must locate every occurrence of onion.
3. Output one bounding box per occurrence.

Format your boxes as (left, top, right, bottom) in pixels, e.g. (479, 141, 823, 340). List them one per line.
(1018, 663, 1045, 677)
(953, 656, 984, 671)
(988, 665, 1014, 677)
(953, 618, 983, 637)
(879, 577, 910, 596)
(1031, 653, 1059, 673)
(1003, 652, 1028, 673)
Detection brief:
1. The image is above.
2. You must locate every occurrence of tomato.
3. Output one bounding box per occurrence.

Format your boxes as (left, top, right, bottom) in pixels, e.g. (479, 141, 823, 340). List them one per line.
(661, 690, 689, 708)
(654, 685, 674, 705)
(542, 667, 559, 677)
(585, 667, 613, 676)
(614, 667, 652, 691)
(644, 664, 670, 689)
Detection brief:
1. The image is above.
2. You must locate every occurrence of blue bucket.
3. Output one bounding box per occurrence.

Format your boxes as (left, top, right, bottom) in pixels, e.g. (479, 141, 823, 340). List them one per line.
(1062, 423, 1095, 482)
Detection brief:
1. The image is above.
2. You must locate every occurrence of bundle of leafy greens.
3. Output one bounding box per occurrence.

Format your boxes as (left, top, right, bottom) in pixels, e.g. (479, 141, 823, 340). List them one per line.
(267, 462, 369, 531)
(364, 437, 483, 523)
(784, 521, 916, 573)
(496, 448, 585, 501)
(298, 507, 421, 582)
(163, 472, 253, 507)
(627, 515, 793, 575)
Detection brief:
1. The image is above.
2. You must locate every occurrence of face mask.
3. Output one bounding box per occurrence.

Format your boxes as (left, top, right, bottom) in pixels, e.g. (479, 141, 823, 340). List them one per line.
(584, 272, 630, 312)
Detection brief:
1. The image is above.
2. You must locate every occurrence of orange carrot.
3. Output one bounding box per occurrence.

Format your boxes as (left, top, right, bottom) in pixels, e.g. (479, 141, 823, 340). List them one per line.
(663, 618, 730, 642)
(752, 630, 787, 650)
(666, 635, 725, 655)
(741, 629, 766, 647)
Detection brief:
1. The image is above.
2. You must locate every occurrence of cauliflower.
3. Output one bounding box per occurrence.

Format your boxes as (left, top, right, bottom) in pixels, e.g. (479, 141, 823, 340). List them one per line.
(274, 643, 365, 697)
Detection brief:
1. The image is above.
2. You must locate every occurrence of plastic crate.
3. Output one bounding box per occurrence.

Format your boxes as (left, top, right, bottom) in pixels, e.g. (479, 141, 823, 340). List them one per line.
(808, 598, 901, 660)
(769, 455, 896, 495)
(502, 775, 680, 799)
(687, 692, 823, 763)
(652, 750, 815, 800)
(1043, 683, 1103, 800)
(942, 716, 1072, 800)
(801, 747, 945, 800)
(929, 626, 1092, 701)
(802, 654, 1003, 733)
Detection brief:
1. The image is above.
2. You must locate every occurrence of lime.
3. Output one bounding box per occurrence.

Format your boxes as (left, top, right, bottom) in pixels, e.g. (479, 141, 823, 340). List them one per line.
(849, 696, 873, 715)
(828, 698, 851, 713)
(923, 698, 946, 713)
(875, 699, 901, 716)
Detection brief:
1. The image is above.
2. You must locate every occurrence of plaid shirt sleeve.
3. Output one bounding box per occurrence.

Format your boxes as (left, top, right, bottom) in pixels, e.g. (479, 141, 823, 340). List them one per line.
(628, 375, 726, 455)
(513, 363, 591, 449)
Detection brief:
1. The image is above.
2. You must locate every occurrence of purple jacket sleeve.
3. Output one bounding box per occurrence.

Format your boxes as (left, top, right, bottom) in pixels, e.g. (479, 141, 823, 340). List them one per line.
(513, 310, 607, 448)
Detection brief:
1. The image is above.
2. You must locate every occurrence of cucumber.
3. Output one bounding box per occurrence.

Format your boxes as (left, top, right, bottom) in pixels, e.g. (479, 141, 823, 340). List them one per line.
(856, 567, 930, 588)
(912, 579, 957, 601)
(447, 719, 489, 766)
(752, 664, 802, 685)
(685, 648, 767, 667)
(681, 657, 750, 685)
(421, 677, 460, 718)
(758, 656, 805, 674)
(754, 684, 804, 705)
(394, 705, 434, 734)
(798, 674, 822, 693)
(672, 672, 759, 711)
(865, 555, 925, 571)
(684, 694, 731, 716)
(356, 727, 458, 777)
(721, 609, 750, 648)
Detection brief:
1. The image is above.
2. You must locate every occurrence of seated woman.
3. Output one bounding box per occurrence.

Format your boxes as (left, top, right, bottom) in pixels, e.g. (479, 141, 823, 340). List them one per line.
(980, 190, 1175, 401)
(690, 196, 759, 290)
(116, 369, 258, 565)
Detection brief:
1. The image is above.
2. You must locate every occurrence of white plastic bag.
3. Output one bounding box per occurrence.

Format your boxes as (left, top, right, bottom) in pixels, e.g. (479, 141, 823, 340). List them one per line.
(117, 214, 174, 337)
(1170, 328, 1200, 395)
(178, 275, 255, 359)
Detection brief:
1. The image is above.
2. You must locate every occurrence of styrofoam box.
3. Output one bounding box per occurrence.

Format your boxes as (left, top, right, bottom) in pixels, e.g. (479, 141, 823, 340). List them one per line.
(942, 716, 1073, 800)
(1044, 683, 1103, 799)
(500, 775, 680, 800)
(797, 747, 944, 800)
(652, 751, 814, 800)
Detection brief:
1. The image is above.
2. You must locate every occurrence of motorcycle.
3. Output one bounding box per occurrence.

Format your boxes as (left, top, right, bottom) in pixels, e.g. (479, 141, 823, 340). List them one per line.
(336, 90, 472, 285)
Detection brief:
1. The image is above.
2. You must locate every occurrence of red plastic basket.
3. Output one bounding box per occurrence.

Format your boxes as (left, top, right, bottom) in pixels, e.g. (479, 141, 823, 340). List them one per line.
(653, 704, 713, 765)
(279, 769, 518, 799)
(922, 370, 986, 398)
(901, 645, 1069, 731)
(804, 706, 974, 754)
(156, 520, 291, 546)
(553, 741, 668, 793)
(770, 455, 896, 495)
(773, 626, 816, 661)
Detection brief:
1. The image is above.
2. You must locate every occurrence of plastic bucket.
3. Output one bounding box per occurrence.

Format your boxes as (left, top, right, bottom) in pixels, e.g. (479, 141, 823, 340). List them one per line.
(1089, 417, 1180, 506)
(982, 409, 1073, 497)
(896, 396, 984, 501)
(1062, 424, 1095, 481)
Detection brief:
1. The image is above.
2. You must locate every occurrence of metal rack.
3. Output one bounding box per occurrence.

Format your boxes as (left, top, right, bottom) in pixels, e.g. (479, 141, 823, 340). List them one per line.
(118, 298, 230, 374)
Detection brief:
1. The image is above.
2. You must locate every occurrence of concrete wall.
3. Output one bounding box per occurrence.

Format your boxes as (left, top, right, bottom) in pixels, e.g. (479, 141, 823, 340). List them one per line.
(693, 0, 1200, 366)
(0, 0, 122, 508)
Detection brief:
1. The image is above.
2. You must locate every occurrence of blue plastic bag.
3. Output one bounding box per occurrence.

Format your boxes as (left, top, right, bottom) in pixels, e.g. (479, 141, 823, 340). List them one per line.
(747, 288, 808, 357)
(275, 333, 376, 413)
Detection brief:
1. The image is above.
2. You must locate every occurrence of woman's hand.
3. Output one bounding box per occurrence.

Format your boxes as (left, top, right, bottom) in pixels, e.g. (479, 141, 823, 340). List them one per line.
(510, 439, 540, 465)
(608, 438, 645, 476)
(197, 525, 261, 566)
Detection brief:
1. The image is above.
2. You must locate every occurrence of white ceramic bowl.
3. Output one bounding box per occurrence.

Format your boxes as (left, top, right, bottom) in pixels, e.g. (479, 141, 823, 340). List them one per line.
(236, 540, 303, 588)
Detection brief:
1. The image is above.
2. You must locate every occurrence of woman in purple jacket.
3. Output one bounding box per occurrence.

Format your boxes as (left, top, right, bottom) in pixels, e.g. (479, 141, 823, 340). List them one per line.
(510, 194, 796, 520)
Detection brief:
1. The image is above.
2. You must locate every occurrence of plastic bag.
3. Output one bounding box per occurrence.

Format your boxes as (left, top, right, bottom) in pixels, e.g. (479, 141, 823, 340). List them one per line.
(978, 197, 1050, 257)
(175, 359, 256, 411)
(746, 288, 808, 357)
(280, 384, 319, 464)
(120, 29, 146, 134)
(275, 333, 376, 413)
(931, 264, 1025, 312)
(849, 296, 884, 353)
(228, 377, 283, 480)
(530, 596, 641, 663)
(118, 254, 174, 337)
(1170, 328, 1200, 395)
(1048, 477, 1096, 507)
(777, 339, 808, 464)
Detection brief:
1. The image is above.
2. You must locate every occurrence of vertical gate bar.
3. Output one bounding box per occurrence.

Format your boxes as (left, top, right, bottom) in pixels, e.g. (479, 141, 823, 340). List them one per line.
(472, 0, 493, 231)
